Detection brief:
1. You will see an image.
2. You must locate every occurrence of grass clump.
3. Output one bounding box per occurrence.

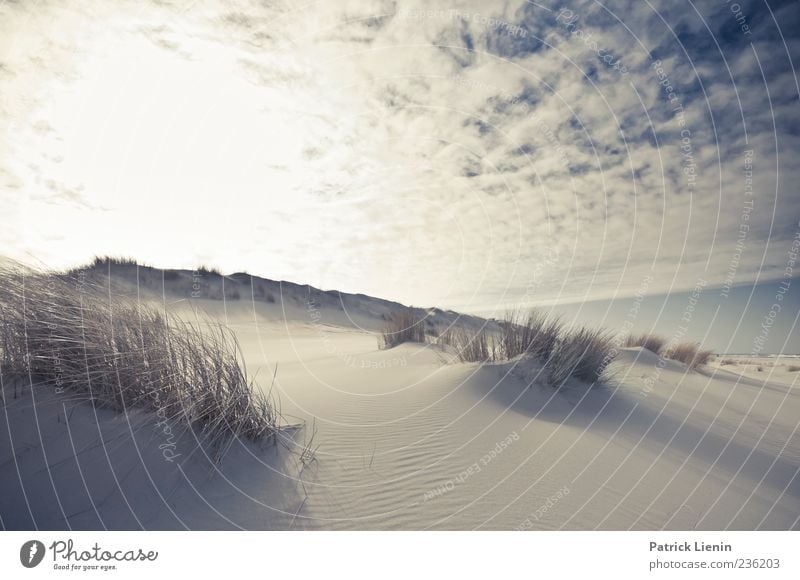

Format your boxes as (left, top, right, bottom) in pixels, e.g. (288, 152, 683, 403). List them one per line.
(624, 333, 666, 354)
(90, 255, 140, 268)
(438, 311, 614, 385)
(624, 333, 714, 371)
(788, 365, 800, 372)
(0, 263, 280, 449)
(435, 325, 496, 362)
(500, 310, 561, 361)
(546, 327, 615, 386)
(664, 341, 714, 370)
(379, 312, 426, 349)
(453, 328, 495, 362)
(197, 265, 222, 276)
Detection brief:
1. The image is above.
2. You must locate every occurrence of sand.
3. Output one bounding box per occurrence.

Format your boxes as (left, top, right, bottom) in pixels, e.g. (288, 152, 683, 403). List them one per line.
(1, 275, 798, 530)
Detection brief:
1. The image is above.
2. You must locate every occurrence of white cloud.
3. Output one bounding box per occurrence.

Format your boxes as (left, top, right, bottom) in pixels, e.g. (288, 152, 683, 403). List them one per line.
(1, 0, 797, 311)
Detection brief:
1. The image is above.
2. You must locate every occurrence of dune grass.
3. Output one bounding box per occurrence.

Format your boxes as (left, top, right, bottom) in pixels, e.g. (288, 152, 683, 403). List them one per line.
(451, 328, 496, 363)
(90, 255, 141, 268)
(379, 312, 426, 349)
(388, 306, 715, 384)
(624, 332, 714, 370)
(197, 265, 222, 276)
(437, 310, 560, 364)
(500, 310, 561, 361)
(436, 310, 614, 385)
(497, 312, 616, 386)
(664, 341, 714, 370)
(0, 263, 280, 449)
(624, 332, 666, 354)
(546, 326, 616, 386)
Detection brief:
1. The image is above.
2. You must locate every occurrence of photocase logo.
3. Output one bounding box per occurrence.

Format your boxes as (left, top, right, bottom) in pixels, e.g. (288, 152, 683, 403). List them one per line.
(20, 540, 46, 568)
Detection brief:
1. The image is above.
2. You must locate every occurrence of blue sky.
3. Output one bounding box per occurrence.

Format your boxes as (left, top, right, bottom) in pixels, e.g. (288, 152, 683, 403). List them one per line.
(542, 279, 799, 354)
(1, 0, 798, 347)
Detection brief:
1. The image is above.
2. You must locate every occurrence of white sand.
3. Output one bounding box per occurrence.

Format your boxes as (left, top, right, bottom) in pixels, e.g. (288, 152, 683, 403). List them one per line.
(2, 276, 798, 530)
(709, 356, 800, 387)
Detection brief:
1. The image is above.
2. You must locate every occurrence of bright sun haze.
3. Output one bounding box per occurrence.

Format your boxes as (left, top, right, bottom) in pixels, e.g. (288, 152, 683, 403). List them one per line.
(1, 0, 797, 352)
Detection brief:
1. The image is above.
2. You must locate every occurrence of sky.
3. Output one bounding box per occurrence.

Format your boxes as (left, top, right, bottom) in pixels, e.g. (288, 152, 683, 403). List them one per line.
(1, 0, 799, 347)
(545, 278, 799, 354)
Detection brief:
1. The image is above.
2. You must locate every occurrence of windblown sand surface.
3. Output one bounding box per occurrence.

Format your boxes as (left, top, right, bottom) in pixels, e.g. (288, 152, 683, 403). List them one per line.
(2, 281, 798, 530)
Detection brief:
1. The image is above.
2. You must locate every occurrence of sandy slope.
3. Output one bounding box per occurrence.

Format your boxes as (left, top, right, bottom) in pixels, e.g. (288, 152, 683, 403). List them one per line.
(0, 375, 307, 530)
(708, 356, 800, 387)
(227, 309, 799, 530)
(2, 276, 798, 530)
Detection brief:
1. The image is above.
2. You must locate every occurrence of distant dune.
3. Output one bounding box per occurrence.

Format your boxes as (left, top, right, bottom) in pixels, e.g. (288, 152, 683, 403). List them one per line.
(74, 258, 496, 335)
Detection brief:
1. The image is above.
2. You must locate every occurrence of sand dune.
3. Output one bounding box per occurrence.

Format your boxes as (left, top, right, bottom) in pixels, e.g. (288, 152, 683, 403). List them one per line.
(1, 266, 798, 530)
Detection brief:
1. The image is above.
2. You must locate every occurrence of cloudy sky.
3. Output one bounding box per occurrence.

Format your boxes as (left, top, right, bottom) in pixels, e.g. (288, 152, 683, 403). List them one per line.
(1, 0, 798, 316)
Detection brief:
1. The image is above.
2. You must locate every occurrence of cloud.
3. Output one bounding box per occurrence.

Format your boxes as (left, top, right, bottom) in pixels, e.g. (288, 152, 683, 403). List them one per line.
(0, 0, 797, 311)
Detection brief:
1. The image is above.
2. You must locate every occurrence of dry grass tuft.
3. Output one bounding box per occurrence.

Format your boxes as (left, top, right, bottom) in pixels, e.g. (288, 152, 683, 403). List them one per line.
(379, 312, 426, 349)
(500, 310, 562, 361)
(90, 256, 140, 268)
(453, 328, 496, 362)
(197, 265, 222, 276)
(546, 327, 616, 386)
(664, 341, 714, 369)
(0, 263, 280, 449)
(435, 325, 496, 362)
(438, 311, 614, 384)
(624, 333, 666, 354)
